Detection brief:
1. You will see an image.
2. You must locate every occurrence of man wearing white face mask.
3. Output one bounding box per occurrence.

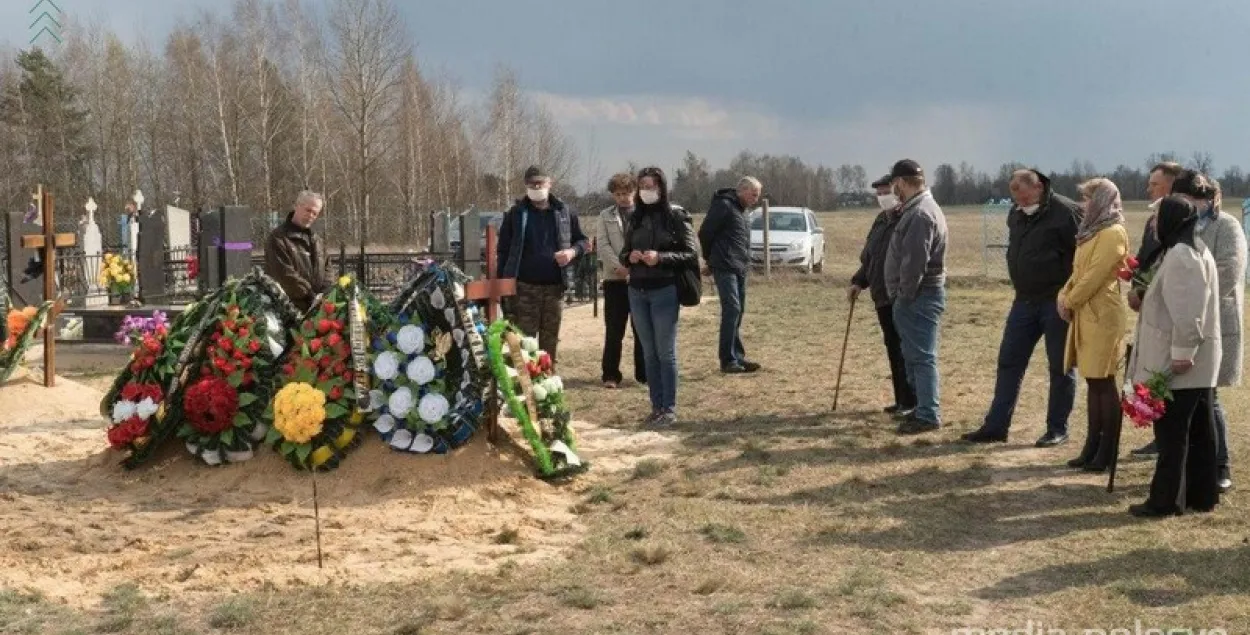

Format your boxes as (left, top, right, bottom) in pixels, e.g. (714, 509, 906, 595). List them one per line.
(497, 165, 590, 364)
(962, 168, 1081, 446)
(849, 174, 914, 416)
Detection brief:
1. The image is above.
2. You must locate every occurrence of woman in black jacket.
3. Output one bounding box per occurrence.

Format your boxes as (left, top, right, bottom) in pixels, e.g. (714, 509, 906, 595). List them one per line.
(620, 166, 699, 427)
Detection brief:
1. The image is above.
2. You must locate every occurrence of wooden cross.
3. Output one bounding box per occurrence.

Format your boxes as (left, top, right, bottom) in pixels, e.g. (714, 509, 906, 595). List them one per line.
(17, 184, 72, 387)
(462, 223, 516, 443)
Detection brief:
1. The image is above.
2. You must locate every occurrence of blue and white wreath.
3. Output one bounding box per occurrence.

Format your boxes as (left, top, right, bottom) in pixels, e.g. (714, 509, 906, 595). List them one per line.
(367, 316, 455, 453)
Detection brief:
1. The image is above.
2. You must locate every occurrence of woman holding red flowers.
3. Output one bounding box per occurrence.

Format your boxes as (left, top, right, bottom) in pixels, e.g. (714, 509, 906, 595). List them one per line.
(1126, 196, 1222, 517)
(1058, 178, 1129, 472)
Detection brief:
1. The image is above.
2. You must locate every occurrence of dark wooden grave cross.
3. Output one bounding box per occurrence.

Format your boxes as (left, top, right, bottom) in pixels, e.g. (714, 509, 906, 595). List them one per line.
(463, 224, 516, 443)
(18, 184, 73, 387)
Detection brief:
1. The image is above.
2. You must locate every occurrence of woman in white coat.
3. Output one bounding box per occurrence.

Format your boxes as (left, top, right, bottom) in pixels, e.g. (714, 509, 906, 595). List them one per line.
(1127, 196, 1222, 517)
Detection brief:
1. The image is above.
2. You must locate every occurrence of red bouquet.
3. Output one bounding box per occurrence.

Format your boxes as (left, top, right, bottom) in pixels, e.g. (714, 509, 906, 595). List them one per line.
(184, 376, 240, 435)
(1121, 369, 1173, 428)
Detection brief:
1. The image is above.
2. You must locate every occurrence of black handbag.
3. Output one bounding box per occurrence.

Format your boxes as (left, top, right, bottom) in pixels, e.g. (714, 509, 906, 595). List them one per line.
(676, 262, 702, 307)
(672, 215, 702, 307)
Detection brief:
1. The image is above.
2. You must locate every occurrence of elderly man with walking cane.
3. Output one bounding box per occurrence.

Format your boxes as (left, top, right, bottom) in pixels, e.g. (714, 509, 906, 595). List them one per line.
(846, 174, 916, 417)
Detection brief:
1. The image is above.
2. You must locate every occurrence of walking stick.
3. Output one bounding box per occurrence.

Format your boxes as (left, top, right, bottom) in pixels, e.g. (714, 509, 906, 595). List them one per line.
(831, 294, 857, 411)
(1108, 343, 1132, 493)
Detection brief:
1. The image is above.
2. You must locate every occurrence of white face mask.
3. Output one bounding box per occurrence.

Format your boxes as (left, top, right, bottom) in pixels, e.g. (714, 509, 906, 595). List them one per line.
(877, 194, 899, 210)
(1019, 204, 1040, 215)
(1148, 198, 1162, 211)
(639, 189, 660, 205)
(526, 187, 549, 203)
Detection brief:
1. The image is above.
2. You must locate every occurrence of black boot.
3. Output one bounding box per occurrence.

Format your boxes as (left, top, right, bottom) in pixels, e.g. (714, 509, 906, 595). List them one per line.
(1067, 427, 1101, 468)
(1068, 391, 1104, 468)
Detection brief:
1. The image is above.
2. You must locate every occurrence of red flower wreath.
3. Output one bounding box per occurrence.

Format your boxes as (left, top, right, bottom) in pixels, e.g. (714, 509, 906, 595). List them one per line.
(107, 416, 150, 449)
(184, 375, 240, 435)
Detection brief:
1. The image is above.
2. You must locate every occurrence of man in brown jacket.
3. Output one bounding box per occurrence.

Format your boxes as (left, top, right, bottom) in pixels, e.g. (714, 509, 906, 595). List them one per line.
(264, 190, 331, 311)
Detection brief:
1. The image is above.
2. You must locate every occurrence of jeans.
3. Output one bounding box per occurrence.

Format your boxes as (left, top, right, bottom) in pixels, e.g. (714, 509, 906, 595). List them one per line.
(983, 298, 1076, 436)
(892, 286, 945, 424)
(629, 284, 681, 412)
(876, 304, 916, 409)
(712, 269, 747, 368)
(1214, 390, 1229, 470)
(601, 280, 646, 384)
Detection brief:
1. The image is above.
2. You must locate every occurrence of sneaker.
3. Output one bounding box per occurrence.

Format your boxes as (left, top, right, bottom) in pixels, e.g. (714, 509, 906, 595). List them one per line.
(891, 407, 916, 421)
(1130, 441, 1158, 457)
(642, 410, 662, 427)
(603, 381, 619, 389)
(721, 364, 748, 374)
(741, 361, 761, 373)
(1035, 432, 1069, 448)
(647, 409, 676, 428)
(897, 416, 940, 435)
(1218, 466, 1232, 493)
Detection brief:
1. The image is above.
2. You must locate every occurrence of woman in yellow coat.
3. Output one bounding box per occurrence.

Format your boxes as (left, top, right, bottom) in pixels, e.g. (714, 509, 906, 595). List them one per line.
(1058, 177, 1129, 472)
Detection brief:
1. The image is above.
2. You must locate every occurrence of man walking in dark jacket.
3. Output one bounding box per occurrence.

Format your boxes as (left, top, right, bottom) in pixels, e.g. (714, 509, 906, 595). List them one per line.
(962, 169, 1081, 446)
(264, 190, 331, 312)
(698, 177, 762, 373)
(497, 165, 590, 364)
(850, 175, 915, 416)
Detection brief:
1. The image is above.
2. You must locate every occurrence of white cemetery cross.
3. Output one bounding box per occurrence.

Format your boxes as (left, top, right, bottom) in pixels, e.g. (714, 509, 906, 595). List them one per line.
(81, 197, 106, 308)
(130, 190, 143, 295)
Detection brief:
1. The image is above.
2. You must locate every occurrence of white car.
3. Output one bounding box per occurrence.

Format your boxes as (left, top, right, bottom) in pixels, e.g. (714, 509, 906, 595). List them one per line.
(749, 206, 825, 273)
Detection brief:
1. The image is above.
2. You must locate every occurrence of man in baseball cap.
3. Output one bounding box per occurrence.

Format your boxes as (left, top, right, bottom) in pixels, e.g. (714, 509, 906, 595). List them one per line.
(496, 165, 590, 364)
(882, 159, 948, 435)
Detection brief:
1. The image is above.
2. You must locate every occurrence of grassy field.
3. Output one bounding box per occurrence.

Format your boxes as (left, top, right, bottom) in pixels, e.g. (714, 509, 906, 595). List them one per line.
(4, 203, 1249, 634)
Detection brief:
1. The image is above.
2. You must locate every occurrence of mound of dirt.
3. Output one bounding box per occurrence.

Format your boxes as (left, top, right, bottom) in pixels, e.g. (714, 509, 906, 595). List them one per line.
(0, 373, 675, 607)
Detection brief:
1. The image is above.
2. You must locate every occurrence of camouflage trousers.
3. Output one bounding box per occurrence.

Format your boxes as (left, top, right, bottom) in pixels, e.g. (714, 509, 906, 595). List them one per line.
(505, 282, 565, 362)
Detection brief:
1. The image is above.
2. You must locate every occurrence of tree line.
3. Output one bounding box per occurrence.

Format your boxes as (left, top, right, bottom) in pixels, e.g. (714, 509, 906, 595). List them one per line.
(0, 0, 577, 247)
(652, 150, 1248, 213)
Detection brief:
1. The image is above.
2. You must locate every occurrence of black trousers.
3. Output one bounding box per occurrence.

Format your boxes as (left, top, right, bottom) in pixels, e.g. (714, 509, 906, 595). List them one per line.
(876, 304, 916, 409)
(1147, 387, 1220, 513)
(602, 280, 646, 384)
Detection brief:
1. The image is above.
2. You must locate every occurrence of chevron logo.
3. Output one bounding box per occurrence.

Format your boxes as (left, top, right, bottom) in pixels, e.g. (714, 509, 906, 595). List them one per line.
(28, 0, 64, 45)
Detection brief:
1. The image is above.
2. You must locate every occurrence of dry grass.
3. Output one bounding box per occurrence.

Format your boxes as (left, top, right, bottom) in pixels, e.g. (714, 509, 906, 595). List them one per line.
(4, 204, 1249, 634)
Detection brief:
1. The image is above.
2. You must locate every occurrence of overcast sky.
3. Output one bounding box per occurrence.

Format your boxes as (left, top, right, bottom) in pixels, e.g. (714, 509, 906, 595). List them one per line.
(4, 0, 1248, 186)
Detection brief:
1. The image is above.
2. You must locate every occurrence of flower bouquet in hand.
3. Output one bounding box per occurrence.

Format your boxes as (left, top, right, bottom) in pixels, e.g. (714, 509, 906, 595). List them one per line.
(1121, 369, 1173, 428)
(1, 302, 55, 383)
(265, 275, 375, 470)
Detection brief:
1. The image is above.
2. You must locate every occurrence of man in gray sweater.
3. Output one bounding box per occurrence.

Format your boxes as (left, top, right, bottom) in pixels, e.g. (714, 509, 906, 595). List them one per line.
(883, 159, 948, 434)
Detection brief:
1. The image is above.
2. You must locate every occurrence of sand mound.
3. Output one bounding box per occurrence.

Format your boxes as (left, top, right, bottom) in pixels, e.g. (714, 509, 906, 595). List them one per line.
(0, 374, 675, 607)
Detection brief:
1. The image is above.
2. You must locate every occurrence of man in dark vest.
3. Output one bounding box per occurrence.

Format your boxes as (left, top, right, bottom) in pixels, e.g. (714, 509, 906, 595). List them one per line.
(497, 165, 590, 364)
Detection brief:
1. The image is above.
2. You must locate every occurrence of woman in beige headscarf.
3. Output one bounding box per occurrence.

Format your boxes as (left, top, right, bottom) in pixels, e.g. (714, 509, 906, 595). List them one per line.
(1058, 178, 1130, 471)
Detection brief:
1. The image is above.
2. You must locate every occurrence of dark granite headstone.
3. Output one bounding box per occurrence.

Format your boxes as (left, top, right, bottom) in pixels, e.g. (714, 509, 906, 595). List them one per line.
(459, 209, 482, 278)
(137, 208, 167, 302)
(220, 205, 252, 281)
(198, 207, 224, 292)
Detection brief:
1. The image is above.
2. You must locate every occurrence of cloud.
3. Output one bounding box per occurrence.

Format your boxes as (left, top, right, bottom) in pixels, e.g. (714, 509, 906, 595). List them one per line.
(532, 92, 781, 143)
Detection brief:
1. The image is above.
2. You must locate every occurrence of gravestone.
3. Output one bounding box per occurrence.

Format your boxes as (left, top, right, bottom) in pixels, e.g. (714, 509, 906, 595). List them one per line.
(981, 199, 1013, 279)
(431, 210, 451, 253)
(219, 206, 252, 280)
(166, 205, 192, 250)
(460, 209, 482, 277)
(5, 209, 43, 307)
(196, 206, 253, 293)
(80, 198, 105, 309)
(137, 207, 168, 302)
(165, 205, 194, 298)
(198, 207, 224, 291)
